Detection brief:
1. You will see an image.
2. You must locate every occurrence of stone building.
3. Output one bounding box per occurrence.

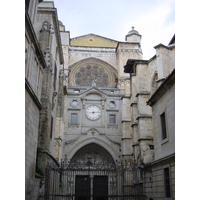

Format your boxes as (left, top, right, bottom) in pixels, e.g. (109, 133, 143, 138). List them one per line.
(25, 1, 175, 199)
(25, 1, 64, 199)
(59, 24, 143, 165)
(124, 35, 175, 199)
(25, 0, 45, 198)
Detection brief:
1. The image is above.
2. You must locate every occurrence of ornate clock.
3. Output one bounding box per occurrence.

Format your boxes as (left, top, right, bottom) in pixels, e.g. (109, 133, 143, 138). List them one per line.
(86, 105, 101, 120)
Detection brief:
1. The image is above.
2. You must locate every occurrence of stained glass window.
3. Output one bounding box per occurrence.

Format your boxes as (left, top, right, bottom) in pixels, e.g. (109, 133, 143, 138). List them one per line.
(74, 65, 110, 87)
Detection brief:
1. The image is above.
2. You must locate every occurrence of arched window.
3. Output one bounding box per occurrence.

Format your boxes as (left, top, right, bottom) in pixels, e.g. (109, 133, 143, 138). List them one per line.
(69, 58, 117, 87)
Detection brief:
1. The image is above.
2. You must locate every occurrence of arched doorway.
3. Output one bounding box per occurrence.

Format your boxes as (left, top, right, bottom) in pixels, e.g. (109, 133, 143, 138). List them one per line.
(45, 144, 144, 199)
(70, 143, 116, 200)
(71, 143, 115, 163)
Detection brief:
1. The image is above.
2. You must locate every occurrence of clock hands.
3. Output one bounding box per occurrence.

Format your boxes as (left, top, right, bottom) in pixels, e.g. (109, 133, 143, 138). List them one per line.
(88, 111, 101, 114)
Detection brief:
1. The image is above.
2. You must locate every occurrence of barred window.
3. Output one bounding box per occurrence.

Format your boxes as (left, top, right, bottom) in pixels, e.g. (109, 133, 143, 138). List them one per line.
(71, 113, 78, 124)
(109, 114, 116, 124)
(160, 112, 167, 140)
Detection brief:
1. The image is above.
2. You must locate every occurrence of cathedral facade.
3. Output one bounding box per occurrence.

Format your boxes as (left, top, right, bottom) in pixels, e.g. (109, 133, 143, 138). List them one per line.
(25, 1, 175, 199)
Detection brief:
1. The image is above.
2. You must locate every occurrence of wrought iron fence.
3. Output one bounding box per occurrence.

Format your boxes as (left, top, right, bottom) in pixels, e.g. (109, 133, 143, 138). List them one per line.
(44, 158, 145, 200)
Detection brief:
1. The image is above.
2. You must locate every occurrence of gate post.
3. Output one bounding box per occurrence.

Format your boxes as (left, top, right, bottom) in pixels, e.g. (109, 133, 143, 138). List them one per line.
(90, 175, 94, 200)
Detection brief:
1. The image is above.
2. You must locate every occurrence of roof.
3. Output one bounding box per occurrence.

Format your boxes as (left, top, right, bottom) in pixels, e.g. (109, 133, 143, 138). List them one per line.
(70, 34, 118, 48)
(124, 59, 149, 73)
(168, 34, 175, 45)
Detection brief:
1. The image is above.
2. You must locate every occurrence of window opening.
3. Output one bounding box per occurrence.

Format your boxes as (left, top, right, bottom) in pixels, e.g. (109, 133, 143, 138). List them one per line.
(160, 112, 167, 139)
(71, 113, 78, 124)
(164, 167, 171, 198)
(109, 114, 116, 124)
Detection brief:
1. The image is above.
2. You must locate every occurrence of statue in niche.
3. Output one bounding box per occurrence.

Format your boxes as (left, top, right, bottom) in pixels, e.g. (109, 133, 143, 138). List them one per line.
(92, 76, 97, 86)
(42, 21, 48, 31)
(52, 92, 57, 110)
(44, 47, 53, 71)
(49, 24, 54, 34)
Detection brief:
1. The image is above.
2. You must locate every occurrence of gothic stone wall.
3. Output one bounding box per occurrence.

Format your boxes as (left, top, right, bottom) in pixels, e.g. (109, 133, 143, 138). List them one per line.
(25, 90, 40, 200)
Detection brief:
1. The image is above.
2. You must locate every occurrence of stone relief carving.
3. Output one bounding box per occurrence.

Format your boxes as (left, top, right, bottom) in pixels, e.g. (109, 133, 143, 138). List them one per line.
(42, 21, 54, 33)
(44, 47, 53, 71)
(52, 92, 57, 110)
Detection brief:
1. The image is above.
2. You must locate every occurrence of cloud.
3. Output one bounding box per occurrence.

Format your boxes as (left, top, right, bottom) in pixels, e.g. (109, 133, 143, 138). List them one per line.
(52, 0, 175, 59)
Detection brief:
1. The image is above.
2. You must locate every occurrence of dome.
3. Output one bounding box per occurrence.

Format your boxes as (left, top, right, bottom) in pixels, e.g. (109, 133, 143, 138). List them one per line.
(58, 20, 63, 25)
(127, 26, 140, 36)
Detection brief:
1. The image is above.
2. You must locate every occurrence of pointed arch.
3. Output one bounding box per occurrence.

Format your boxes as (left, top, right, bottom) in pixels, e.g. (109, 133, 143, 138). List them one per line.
(66, 137, 119, 162)
(68, 57, 118, 87)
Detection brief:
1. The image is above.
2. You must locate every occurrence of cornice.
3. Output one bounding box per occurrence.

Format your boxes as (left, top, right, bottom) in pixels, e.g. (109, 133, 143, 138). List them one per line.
(131, 122, 138, 127)
(136, 91, 150, 97)
(154, 43, 175, 50)
(138, 136, 153, 141)
(130, 102, 137, 106)
(124, 59, 149, 74)
(121, 120, 131, 123)
(132, 142, 139, 147)
(136, 114, 152, 120)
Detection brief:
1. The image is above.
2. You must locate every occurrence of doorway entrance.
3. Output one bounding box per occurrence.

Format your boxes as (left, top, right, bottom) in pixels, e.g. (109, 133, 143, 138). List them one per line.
(93, 176, 108, 200)
(75, 175, 108, 200)
(75, 176, 90, 200)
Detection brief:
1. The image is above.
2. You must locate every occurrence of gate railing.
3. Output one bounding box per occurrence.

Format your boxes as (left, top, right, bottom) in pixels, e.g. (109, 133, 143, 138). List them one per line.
(44, 159, 145, 200)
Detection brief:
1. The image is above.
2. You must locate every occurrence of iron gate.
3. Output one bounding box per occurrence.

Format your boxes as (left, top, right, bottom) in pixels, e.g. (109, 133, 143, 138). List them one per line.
(44, 158, 145, 200)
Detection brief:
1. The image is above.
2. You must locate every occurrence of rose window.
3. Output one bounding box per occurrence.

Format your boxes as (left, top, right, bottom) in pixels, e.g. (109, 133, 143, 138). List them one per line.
(74, 65, 110, 87)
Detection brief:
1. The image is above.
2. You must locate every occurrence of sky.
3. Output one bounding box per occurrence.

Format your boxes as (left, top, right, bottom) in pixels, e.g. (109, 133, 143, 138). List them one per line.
(51, 0, 175, 59)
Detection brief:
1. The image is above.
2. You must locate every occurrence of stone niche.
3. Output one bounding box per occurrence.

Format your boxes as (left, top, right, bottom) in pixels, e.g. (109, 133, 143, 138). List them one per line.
(71, 143, 115, 163)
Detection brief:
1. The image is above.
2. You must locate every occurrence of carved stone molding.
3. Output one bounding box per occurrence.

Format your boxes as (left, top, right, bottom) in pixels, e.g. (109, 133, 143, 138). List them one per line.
(68, 123, 80, 128)
(107, 124, 118, 129)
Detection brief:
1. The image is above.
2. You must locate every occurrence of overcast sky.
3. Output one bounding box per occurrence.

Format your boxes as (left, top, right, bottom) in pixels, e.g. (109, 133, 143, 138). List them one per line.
(51, 0, 175, 59)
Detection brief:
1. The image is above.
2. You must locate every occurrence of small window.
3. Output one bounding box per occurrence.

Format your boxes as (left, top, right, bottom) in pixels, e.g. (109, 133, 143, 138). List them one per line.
(109, 114, 116, 124)
(109, 101, 115, 108)
(53, 63, 57, 91)
(74, 89, 80, 94)
(71, 113, 78, 124)
(164, 168, 171, 198)
(50, 116, 53, 139)
(160, 112, 167, 140)
(71, 100, 78, 107)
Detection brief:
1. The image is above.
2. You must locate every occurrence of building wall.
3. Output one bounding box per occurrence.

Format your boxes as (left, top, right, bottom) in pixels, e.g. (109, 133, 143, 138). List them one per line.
(58, 25, 143, 163)
(143, 48, 175, 200)
(25, 91, 40, 199)
(25, 1, 65, 199)
(143, 158, 175, 200)
(25, 1, 46, 199)
(153, 84, 175, 160)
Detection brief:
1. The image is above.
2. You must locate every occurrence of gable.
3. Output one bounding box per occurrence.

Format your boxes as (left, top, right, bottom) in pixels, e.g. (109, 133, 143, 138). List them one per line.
(70, 34, 118, 48)
(80, 87, 107, 100)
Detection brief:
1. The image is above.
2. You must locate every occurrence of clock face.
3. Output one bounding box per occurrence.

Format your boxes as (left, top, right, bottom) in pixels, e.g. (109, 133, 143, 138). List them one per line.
(86, 105, 101, 120)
